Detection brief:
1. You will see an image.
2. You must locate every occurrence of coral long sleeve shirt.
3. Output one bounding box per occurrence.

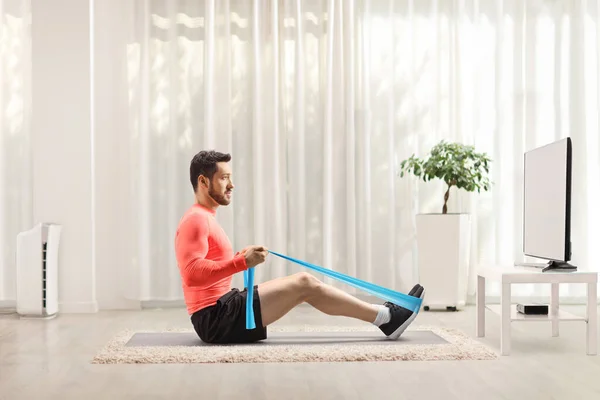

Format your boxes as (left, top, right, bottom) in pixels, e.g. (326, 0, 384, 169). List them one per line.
(174, 204, 248, 314)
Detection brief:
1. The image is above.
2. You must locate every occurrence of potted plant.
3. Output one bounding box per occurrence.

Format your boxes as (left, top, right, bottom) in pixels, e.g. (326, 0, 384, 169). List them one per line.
(399, 141, 492, 311)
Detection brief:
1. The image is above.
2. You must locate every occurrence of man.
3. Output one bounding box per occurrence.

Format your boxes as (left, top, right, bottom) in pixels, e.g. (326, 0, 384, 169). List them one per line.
(175, 150, 425, 344)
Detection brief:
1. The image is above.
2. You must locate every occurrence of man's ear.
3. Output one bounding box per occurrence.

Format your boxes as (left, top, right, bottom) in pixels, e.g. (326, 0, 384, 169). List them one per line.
(198, 175, 208, 189)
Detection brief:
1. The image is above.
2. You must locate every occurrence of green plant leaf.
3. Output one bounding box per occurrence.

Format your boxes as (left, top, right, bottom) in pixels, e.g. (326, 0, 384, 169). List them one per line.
(397, 140, 493, 212)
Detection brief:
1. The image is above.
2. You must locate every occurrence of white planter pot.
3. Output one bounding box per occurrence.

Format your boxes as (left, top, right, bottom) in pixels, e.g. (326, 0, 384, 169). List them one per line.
(416, 213, 471, 311)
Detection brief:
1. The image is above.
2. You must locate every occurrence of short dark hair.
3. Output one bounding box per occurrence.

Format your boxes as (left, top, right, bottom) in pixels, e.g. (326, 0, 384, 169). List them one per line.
(189, 150, 231, 192)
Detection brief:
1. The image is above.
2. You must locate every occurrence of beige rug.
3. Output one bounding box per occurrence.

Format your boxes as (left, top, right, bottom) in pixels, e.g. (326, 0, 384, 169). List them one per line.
(91, 325, 498, 364)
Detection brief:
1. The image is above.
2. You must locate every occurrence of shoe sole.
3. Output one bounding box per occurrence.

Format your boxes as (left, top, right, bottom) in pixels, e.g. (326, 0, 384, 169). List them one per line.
(387, 288, 426, 340)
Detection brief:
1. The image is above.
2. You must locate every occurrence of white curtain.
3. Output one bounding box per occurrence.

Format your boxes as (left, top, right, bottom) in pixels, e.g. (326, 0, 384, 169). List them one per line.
(0, 0, 31, 306)
(120, 0, 600, 303)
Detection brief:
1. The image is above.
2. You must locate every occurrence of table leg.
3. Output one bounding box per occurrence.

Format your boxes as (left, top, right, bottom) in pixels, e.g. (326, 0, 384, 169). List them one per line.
(477, 275, 485, 337)
(551, 283, 559, 337)
(501, 283, 511, 355)
(587, 281, 597, 356)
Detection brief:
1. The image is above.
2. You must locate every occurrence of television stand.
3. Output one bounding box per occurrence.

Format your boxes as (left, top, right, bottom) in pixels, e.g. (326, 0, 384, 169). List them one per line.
(541, 261, 577, 272)
(514, 261, 577, 272)
(477, 265, 597, 356)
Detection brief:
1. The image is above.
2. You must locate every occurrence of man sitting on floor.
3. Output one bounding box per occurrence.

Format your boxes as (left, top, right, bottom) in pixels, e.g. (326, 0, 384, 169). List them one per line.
(174, 150, 425, 344)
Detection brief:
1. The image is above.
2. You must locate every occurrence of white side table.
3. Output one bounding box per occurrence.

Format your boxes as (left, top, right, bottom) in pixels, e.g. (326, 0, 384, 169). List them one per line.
(476, 265, 598, 356)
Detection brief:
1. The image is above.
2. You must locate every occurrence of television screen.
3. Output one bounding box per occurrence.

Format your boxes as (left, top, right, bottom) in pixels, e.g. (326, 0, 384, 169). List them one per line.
(523, 137, 572, 262)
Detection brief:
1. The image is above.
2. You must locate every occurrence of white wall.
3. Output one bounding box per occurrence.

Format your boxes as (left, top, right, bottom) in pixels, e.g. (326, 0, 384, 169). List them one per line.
(31, 0, 97, 313)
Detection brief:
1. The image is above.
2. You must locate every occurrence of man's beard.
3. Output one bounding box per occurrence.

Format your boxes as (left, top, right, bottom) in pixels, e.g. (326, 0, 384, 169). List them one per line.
(208, 182, 230, 205)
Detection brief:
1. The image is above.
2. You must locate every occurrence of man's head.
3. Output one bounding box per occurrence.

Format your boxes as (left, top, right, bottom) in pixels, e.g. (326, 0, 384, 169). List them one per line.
(190, 150, 234, 206)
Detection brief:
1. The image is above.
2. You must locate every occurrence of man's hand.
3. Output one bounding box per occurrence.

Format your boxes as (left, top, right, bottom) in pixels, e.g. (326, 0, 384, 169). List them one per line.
(237, 245, 253, 255)
(243, 245, 269, 268)
(237, 245, 266, 255)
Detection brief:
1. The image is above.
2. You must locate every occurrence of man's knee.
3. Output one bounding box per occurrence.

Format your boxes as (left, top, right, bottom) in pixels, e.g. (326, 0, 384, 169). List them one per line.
(294, 272, 321, 294)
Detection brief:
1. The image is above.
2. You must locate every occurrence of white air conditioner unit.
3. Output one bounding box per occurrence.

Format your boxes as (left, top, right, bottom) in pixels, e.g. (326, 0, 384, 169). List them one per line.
(16, 223, 62, 319)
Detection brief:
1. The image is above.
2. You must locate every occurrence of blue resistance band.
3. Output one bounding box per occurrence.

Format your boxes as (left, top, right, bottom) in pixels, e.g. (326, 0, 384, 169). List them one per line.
(244, 251, 423, 330)
(243, 267, 256, 329)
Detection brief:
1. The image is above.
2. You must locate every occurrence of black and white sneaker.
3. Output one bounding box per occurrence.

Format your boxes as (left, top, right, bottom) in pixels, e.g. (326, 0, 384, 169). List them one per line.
(378, 284, 425, 340)
(408, 283, 422, 297)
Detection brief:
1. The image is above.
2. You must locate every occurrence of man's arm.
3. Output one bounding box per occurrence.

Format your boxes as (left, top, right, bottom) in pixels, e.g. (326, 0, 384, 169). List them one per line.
(175, 213, 247, 287)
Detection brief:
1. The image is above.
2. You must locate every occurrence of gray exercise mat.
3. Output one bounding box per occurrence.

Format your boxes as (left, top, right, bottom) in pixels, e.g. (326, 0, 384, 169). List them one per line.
(125, 330, 448, 346)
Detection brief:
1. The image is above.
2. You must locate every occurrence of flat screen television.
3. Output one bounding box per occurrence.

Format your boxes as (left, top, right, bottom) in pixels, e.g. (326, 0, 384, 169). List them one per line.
(522, 137, 576, 272)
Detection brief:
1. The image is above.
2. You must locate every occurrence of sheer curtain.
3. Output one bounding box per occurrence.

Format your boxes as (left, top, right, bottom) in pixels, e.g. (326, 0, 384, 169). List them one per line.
(0, 0, 31, 307)
(122, 0, 600, 303)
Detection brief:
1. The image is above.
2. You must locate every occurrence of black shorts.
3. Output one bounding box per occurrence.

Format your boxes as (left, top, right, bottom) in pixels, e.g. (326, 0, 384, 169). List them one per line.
(191, 285, 267, 344)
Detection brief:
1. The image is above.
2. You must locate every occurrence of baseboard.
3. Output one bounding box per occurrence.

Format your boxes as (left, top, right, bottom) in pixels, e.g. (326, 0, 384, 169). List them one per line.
(97, 299, 142, 311)
(59, 301, 99, 313)
(0, 300, 16, 308)
(141, 300, 185, 309)
(0, 300, 16, 314)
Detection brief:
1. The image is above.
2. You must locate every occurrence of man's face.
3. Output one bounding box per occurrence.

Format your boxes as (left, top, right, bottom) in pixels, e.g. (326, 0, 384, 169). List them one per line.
(206, 162, 234, 206)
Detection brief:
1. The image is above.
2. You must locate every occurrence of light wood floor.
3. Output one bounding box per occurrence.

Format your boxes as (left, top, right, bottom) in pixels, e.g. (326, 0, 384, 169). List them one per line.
(1, 304, 600, 400)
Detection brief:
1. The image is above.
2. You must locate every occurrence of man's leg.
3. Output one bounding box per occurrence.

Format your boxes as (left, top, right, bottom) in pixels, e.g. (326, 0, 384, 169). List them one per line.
(257, 272, 379, 325)
(257, 272, 424, 339)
